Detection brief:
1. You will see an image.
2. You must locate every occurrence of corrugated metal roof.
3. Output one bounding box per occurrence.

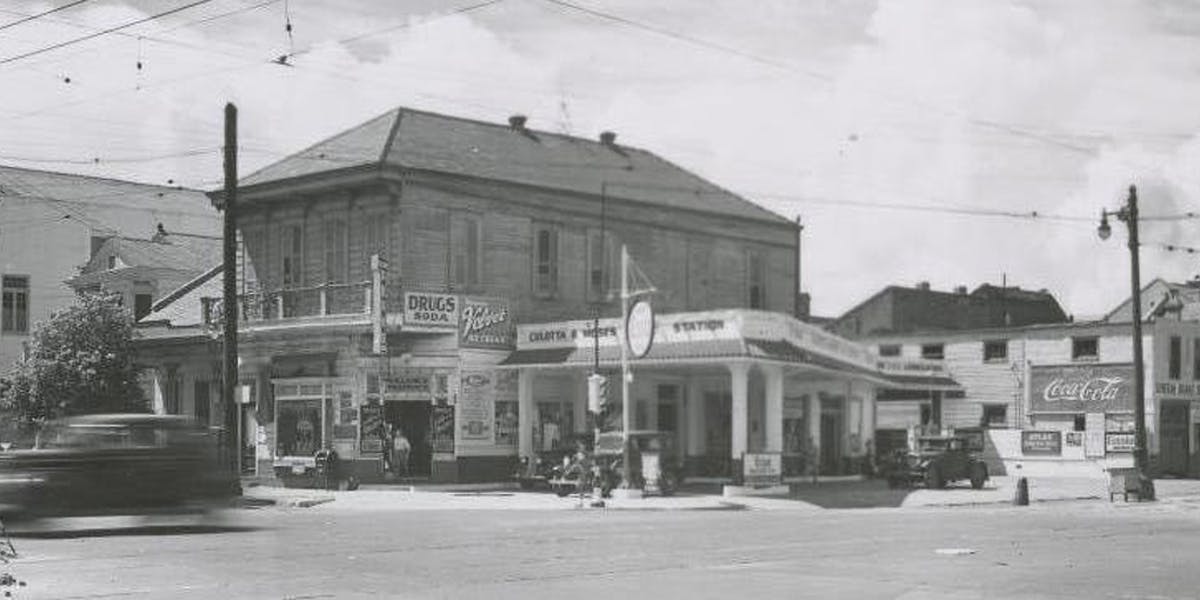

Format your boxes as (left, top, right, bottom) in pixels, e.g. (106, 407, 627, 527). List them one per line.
(238, 107, 789, 225)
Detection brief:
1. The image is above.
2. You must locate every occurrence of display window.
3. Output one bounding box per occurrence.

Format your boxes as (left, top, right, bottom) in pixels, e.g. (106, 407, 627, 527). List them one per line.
(278, 399, 324, 457)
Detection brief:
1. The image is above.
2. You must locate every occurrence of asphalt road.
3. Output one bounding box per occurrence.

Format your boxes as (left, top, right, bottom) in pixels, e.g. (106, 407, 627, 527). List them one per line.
(6, 500, 1200, 599)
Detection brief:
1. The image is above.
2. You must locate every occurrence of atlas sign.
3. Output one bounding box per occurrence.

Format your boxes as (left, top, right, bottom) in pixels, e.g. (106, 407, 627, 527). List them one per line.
(1029, 364, 1135, 413)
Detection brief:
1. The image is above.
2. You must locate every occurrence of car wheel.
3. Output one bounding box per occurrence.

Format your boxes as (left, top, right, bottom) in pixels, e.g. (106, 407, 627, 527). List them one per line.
(553, 485, 571, 498)
(925, 465, 943, 489)
(969, 464, 987, 490)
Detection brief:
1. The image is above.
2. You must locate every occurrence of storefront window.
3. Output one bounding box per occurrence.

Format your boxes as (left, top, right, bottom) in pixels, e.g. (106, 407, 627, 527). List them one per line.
(535, 402, 573, 451)
(277, 399, 323, 457)
(495, 401, 518, 447)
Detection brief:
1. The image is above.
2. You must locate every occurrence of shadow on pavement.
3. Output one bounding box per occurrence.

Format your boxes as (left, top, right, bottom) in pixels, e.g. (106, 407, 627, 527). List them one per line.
(9, 524, 262, 539)
(787, 479, 1001, 508)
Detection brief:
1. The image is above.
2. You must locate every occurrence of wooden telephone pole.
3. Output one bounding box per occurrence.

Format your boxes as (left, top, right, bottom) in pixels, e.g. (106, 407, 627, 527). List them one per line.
(222, 103, 240, 475)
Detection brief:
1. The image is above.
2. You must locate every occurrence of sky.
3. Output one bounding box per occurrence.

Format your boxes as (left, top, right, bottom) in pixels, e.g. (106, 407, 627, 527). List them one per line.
(2, 0, 1200, 318)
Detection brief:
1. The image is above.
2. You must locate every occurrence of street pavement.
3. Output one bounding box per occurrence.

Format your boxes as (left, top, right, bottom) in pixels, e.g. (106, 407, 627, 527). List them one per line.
(7, 478, 1200, 598)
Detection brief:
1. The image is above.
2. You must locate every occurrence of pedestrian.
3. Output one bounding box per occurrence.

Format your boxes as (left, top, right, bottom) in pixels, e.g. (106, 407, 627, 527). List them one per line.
(380, 423, 393, 477)
(393, 428, 412, 478)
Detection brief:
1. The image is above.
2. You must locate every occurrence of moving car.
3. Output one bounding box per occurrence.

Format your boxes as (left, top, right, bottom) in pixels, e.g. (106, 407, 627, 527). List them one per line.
(0, 414, 241, 520)
(886, 434, 989, 490)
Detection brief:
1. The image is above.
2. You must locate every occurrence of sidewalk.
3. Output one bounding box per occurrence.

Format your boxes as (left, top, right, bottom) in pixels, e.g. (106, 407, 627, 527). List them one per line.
(239, 476, 1200, 512)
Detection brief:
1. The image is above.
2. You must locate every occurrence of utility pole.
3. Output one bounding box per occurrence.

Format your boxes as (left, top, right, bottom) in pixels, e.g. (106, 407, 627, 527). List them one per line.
(222, 102, 240, 476)
(1098, 184, 1155, 501)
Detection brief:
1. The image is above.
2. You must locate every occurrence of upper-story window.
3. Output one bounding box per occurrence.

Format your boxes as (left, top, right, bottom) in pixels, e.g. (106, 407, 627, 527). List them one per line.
(364, 213, 389, 260)
(983, 339, 1008, 362)
(1193, 339, 1200, 381)
(587, 229, 618, 302)
(747, 249, 766, 309)
(279, 224, 304, 287)
(1, 275, 29, 333)
(1071, 336, 1098, 361)
(451, 212, 482, 289)
(878, 344, 901, 357)
(1169, 336, 1182, 380)
(241, 227, 264, 291)
(921, 343, 944, 360)
(533, 223, 559, 297)
(107, 255, 117, 269)
(324, 217, 347, 284)
(134, 293, 153, 321)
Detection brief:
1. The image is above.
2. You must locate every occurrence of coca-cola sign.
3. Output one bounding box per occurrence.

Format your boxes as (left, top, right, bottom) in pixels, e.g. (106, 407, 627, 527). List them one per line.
(1029, 364, 1135, 413)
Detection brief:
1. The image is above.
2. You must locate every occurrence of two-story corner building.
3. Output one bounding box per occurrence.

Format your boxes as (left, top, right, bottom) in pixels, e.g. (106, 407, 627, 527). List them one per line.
(859, 304, 1200, 479)
(832, 282, 1070, 339)
(0, 165, 219, 370)
(66, 226, 221, 320)
(134, 107, 819, 484)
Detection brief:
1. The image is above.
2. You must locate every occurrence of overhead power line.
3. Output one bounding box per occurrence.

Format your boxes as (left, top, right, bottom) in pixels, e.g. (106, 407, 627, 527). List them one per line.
(0, 0, 219, 67)
(0, 0, 92, 33)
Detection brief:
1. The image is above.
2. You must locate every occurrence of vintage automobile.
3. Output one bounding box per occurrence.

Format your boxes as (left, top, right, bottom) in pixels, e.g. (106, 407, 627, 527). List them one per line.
(549, 430, 683, 497)
(886, 434, 989, 490)
(514, 434, 593, 490)
(0, 414, 242, 521)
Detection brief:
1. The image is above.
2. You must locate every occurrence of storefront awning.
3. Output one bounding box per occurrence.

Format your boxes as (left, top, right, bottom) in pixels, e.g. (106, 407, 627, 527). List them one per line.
(499, 339, 747, 367)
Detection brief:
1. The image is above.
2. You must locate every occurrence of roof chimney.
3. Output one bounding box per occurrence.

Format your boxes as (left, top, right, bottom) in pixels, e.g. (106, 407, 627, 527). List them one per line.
(508, 114, 527, 129)
(916, 281, 931, 291)
(599, 131, 617, 145)
(954, 285, 967, 295)
(152, 223, 167, 242)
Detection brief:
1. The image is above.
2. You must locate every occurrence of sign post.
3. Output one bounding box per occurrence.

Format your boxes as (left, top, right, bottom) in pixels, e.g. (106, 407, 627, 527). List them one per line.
(618, 245, 655, 497)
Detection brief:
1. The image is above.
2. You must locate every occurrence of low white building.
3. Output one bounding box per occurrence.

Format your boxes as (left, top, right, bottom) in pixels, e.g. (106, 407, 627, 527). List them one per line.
(860, 311, 1200, 478)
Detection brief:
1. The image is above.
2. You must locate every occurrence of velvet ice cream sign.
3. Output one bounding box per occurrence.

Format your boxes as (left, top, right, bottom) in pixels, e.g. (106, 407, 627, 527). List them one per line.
(459, 298, 514, 350)
(1029, 364, 1135, 413)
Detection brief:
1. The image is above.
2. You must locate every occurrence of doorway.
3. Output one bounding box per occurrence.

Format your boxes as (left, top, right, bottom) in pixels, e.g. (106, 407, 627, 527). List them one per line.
(820, 395, 845, 475)
(385, 401, 433, 478)
(1160, 401, 1189, 477)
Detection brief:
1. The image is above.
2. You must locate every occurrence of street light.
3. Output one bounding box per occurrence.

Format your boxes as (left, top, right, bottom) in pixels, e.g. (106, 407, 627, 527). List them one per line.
(1098, 184, 1155, 501)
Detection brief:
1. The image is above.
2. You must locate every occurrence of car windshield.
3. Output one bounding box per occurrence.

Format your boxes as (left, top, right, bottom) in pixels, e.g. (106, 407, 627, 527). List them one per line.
(918, 438, 962, 452)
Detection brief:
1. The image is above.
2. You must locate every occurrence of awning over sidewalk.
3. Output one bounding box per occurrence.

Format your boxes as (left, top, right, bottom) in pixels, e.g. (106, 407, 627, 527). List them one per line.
(499, 309, 963, 393)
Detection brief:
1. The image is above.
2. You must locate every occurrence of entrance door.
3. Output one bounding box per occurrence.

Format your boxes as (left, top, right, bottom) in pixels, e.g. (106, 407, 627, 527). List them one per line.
(704, 391, 731, 476)
(385, 402, 433, 478)
(1160, 401, 1189, 477)
(820, 396, 845, 475)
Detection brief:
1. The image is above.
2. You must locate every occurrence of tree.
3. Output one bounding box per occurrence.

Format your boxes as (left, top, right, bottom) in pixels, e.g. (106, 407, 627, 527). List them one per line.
(0, 293, 147, 433)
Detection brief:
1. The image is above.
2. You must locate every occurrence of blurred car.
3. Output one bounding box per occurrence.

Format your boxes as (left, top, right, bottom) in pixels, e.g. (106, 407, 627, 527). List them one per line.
(0, 414, 241, 520)
(515, 433, 592, 490)
(886, 434, 989, 490)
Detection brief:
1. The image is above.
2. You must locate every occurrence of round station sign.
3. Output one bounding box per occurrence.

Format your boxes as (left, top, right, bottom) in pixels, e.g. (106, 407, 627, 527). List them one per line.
(626, 299, 655, 359)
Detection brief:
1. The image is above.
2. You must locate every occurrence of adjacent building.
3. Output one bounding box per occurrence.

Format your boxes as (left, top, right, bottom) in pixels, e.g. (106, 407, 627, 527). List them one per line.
(67, 226, 221, 320)
(858, 298, 1200, 478)
(0, 165, 219, 369)
(832, 282, 1069, 339)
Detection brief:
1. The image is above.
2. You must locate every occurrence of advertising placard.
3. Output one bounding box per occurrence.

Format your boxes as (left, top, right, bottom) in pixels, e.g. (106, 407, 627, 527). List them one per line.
(459, 370, 495, 444)
(1085, 412, 1106, 457)
(460, 298, 514, 349)
(1106, 432, 1135, 453)
(403, 292, 459, 330)
(431, 405, 455, 453)
(1029, 364, 1135, 414)
(1021, 430, 1062, 455)
(743, 453, 783, 487)
(360, 403, 384, 453)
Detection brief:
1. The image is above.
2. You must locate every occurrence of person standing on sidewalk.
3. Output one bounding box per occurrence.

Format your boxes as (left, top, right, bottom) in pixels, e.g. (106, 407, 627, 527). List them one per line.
(393, 428, 412, 478)
(380, 423, 394, 478)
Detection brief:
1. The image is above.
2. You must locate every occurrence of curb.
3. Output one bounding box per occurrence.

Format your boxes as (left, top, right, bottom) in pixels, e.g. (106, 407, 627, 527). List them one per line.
(574, 501, 748, 512)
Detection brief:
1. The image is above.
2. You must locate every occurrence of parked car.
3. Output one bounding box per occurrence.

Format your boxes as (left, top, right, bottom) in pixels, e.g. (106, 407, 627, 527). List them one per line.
(0, 414, 241, 521)
(514, 434, 592, 490)
(550, 430, 683, 497)
(886, 435, 989, 490)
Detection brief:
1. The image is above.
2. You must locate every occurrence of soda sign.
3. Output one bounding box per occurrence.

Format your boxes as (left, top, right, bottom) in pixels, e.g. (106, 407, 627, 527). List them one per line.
(460, 298, 514, 349)
(1029, 364, 1135, 413)
(404, 292, 459, 330)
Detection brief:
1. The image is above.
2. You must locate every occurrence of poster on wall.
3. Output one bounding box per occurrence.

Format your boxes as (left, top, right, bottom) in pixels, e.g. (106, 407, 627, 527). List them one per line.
(1106, 432, 1135, 453)
(459, 370, 495, 444)
(360, 402, 384, 453)
(1021, 430, 1062, 455)
(1029, 364, 1135, 414)
(431, 405, 455, 453)
(460, 298, 514, 349)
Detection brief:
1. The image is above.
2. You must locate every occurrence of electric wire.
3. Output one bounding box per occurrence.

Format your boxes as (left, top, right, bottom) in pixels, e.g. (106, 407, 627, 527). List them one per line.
(0, 0, 92, 33)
